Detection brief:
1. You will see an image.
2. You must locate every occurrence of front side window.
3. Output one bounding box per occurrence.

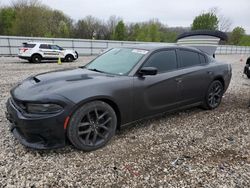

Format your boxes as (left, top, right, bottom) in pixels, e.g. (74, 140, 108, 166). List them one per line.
(50, 45, 63, 50)
(143, 50, 178, 73)
(179, 50, 200, 68)
(86, 48, 148, 75)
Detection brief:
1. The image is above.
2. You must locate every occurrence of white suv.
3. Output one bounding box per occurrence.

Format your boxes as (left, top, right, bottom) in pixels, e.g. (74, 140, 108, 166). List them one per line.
(18, 42, 78, 63)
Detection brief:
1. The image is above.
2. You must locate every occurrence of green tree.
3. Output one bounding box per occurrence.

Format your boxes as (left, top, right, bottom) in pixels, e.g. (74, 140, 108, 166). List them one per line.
(58, 20, 69, 38)
(191, 12, 219, 30)
(229, 27, 245, 45)
(239, 35, 250, 46)
(0, 8, 16, 35)
(114, 20, 126, 40)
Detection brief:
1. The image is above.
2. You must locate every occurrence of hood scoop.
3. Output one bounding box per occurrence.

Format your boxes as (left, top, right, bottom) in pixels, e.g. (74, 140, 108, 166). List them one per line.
(66, 74, 92, 82)
(33, 77, 41, 83)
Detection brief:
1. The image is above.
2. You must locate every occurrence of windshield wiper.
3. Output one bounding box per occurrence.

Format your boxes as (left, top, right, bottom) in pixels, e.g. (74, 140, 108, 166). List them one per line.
(87, 68, 106, 73)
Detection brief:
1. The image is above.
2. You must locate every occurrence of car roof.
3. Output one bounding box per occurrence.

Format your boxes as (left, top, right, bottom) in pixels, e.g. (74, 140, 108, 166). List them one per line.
(24, 42, 53, 45)
(122, 44, 203, 53)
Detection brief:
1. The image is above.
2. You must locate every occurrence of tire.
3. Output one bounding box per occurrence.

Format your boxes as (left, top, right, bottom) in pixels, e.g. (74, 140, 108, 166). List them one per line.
(65, 54, 74, 62)
(202, 80, 224, 110)
(245, 64, 250, 79)
(31, 54, 42, 63)
(67, 101, 117, 151)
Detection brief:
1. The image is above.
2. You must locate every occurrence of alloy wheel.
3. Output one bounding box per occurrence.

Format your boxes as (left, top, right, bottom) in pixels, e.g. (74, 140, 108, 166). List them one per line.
(208, 82, 223, 108)
(77, 108, 112, 146)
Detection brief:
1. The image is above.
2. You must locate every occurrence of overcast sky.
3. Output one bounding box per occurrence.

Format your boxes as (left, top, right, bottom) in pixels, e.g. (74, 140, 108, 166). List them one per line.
(1, 0, 250, 34)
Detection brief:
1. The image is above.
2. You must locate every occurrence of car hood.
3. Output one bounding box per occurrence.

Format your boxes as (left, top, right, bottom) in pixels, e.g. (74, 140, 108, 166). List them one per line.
(11, 68, 118, 101)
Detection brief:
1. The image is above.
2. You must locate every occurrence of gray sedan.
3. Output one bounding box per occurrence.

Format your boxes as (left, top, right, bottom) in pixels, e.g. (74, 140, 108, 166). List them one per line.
(6, 45, 232, 151)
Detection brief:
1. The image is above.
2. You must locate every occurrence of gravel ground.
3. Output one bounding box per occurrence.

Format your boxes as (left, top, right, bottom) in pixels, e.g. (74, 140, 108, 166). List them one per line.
(0, 55, 249, 187)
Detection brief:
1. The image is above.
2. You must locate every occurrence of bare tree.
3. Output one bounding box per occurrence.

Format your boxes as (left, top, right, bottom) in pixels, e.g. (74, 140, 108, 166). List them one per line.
(106, 15, 122, 39)
(208, 7, 232, 32)
(218, 15, 232, 32)
(11, 0, 41, 9)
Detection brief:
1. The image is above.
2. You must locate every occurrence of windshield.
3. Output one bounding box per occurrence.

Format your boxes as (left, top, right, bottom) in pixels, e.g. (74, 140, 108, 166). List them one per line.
(86, 48, 148, 75)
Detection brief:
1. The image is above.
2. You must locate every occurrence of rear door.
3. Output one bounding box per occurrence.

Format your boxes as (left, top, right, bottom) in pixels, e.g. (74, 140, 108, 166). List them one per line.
(39, 44, 59, 59)
(133, 49, 182, 119)
(177, 49, 212, 104)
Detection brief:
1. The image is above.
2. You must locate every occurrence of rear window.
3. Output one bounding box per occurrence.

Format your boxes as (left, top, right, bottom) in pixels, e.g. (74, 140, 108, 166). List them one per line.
(22, 43, 36, 48)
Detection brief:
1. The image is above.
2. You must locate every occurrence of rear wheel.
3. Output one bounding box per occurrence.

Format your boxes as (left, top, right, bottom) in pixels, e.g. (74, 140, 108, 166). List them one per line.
(65, 54, 74, 62)
(67, 101, 117, 151)
(31, 54, 42, 63)
(203, 80, 224, 110)
(245, 64, 250, 78)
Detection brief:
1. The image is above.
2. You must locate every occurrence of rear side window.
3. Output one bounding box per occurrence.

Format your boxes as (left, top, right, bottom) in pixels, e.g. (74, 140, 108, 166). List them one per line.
(179, 50, 200, 68)
(143, 50, 178, 73)
(22, 43, 36, 48)
(199, 54, 206, 64)
(39, 44, 50, 49)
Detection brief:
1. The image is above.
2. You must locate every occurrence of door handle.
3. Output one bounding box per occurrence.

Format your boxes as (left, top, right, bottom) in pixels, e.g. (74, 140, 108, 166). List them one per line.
(207, 71, 213, 75)
(175, 78, 182, 83)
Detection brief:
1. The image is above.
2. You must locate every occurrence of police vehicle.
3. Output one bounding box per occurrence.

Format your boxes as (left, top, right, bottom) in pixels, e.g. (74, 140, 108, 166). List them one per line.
(18, 42, 78, 63)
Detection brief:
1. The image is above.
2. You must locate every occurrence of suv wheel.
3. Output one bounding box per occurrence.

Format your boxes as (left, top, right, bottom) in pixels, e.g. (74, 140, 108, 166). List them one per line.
(67, 101, 117, 151)
(31, 54, 42, 63)
(65, 55, 74, 62)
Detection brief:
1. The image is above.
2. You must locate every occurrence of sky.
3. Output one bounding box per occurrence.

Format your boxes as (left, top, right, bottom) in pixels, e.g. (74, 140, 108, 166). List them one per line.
(1, 0, 250, 34)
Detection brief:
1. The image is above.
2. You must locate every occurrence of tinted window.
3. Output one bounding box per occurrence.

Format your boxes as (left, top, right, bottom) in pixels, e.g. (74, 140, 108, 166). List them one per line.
(23, 43, 36, 48)
(39, 44, 50, 49)
(50, 45, 63, 50)
(143, 50, 177, 73)
(199, 54, 206, 64)
(179, 50, 200, 68)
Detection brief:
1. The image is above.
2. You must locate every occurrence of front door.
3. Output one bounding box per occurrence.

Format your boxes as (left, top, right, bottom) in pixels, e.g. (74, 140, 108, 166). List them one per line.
(132, 49, 182, 120)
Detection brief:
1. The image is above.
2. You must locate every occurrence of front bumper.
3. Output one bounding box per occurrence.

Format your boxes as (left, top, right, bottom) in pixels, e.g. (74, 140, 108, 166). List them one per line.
(244, 64, 250, 77)
(6, 98, 67, 149)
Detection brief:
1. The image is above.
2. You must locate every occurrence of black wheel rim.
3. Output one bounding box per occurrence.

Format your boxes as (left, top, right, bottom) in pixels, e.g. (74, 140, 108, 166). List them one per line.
(208, 82, 223, 108)
(77, 108, 112, 146)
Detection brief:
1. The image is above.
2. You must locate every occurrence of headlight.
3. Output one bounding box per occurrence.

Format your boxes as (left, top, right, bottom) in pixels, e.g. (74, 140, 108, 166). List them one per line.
(26, 103, 63, 114)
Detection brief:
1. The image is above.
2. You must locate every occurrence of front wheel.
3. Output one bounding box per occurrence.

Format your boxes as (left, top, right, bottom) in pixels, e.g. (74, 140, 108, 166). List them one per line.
(67, 101, 117, 151)
(203, 80, 224, 110)
(65, 55, 74, 62)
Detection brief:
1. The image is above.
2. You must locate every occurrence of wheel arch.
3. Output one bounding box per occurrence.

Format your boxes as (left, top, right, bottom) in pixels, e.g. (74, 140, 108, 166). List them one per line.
(212, 76, 225, 90)
(246, 57, 250, 65)
(69, 96, 122, 130)
(31, 53, 42, 58)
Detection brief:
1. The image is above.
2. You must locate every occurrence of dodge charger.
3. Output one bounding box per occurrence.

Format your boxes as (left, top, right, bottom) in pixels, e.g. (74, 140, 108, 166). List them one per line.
(6, 45, 232, 151)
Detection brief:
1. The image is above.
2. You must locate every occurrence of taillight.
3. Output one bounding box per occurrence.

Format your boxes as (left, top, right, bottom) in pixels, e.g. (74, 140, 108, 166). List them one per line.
(19, 48, 29, 52)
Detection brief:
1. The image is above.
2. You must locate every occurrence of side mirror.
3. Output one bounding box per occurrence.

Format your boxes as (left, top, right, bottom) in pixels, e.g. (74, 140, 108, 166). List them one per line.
(138, 67, 158, 76)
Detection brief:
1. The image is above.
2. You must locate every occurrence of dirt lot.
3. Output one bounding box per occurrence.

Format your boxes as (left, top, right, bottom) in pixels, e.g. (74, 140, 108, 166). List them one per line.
(0, 55, 249, 187)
